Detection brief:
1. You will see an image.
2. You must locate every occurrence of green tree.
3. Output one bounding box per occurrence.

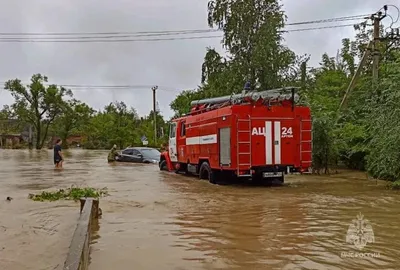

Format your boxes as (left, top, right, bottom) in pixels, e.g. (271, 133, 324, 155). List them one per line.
(171, 0, 303, 117)
(83, 112, 114, 149)
(140, 110, 169, 146)
(4, 74, 72, 149)
(52, 99, 95, 148)
(83, 101, 138, 149)
(170, 89, 204, 117)
(0, 105, 23, 147)
(305, 45, 357, 171)
(207, 0, 297, 89)
(364, 51, 400, 181)
(105, 101, 138, 148)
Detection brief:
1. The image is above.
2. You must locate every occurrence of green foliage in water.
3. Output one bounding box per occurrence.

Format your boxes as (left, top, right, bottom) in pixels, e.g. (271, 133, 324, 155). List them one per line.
(28, 186, 108, 202)
(387, 181, 400, 190)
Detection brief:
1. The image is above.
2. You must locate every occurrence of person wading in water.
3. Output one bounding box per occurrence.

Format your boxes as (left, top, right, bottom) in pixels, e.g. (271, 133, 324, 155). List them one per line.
(108, 144, 119, 162)
(54, 139, 64, 168)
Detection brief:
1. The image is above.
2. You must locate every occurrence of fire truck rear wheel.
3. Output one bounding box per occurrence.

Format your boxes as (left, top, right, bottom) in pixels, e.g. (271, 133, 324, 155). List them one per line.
(199, 162, 217, 184)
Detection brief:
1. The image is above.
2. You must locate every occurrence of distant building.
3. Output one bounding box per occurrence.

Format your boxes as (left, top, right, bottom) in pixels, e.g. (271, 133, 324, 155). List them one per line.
(0, 118, 31, 148)
(50, 134, 85, 147)
(0, 134, 23, 148)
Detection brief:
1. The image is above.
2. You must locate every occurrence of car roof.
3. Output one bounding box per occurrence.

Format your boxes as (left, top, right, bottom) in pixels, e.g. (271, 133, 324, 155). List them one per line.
(125, 147, 158, 151)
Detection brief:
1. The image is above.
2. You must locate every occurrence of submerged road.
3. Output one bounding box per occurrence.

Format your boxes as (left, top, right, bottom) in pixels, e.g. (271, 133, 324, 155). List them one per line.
(0, 149, 399, 270)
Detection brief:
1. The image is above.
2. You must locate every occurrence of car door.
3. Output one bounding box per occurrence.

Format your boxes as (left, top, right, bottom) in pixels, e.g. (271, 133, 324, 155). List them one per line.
(131, 149, 144, 163)
(120, 149, 134, 162)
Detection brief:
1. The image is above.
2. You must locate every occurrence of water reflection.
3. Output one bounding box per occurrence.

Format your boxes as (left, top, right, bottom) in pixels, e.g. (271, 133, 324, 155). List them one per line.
(164, 179, 311, 269)
(158, 173, 400, 269)
(89, 217, 101, 266)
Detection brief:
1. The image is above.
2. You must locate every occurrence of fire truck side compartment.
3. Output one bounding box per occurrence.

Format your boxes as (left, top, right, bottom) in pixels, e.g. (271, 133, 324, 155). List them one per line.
(219, 127, 231, 166)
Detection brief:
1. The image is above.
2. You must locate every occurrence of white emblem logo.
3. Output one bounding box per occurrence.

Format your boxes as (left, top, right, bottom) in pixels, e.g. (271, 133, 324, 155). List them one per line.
(346, 213, 375, 250)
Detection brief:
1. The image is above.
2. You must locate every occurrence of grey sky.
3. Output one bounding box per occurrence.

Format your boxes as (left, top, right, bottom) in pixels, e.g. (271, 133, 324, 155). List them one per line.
(0, 0, 396, 119)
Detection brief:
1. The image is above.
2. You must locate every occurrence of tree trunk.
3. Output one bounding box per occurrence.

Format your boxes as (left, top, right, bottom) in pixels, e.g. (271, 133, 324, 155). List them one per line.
(324, 145, 329, 174)
(61, 129, 70, 149)
(28, 125, 33, 150)
(35, 121, 41, 150)
(39, 122, 51, 149)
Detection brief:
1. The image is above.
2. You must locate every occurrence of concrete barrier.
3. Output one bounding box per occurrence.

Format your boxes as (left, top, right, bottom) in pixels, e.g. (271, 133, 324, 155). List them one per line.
(63, 198, 100, 270)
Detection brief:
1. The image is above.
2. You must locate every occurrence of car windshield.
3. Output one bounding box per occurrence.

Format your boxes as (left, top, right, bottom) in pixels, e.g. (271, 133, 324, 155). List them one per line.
(140, 148, 160, 159)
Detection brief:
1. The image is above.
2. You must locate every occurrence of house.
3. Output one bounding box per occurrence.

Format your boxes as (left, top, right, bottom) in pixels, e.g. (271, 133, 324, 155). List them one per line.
(49, 135, 85, 147)
(0, 134, 23, 148)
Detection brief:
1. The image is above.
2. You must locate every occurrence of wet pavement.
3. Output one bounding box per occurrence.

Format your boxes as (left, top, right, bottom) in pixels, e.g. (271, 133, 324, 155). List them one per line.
(0, 149, 399, 270)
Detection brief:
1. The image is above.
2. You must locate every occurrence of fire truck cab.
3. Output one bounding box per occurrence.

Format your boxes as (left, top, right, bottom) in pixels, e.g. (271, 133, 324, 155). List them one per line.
(159, 87, 312, 185)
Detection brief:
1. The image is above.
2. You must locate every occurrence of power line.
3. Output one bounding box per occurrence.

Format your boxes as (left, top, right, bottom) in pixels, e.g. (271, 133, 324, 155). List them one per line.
(285, 23, 356, 32)
(0, 23, 359, 41)
(44, 84, 177, 89)
(0, 29, 218, 36)
(0, 84, 184, 92)
(387, 4, 400, 23)
(285, 14, 369, 26)
(0, 14, 367, 37)
(0, 34, 222, 42)
(0, 30, 220, 40)
(0, 24, 359, 43)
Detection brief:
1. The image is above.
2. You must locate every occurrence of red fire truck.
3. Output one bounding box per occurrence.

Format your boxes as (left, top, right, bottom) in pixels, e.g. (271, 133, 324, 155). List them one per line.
(159, 87, 312, 184)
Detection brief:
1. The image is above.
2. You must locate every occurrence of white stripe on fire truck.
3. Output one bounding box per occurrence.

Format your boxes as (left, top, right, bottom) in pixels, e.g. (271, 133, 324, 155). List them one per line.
(186, 134, 217, 145)
(265, 121, 273, 164)
(274, 121, 281, 164)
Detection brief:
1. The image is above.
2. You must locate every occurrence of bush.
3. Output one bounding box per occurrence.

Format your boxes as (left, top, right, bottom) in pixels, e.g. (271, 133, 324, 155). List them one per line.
(28, 186, 108, 202)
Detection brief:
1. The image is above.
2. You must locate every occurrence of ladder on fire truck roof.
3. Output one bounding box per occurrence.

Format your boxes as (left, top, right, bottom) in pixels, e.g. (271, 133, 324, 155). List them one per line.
(190, 87, 300, 109)
(237, 116, 252, 176)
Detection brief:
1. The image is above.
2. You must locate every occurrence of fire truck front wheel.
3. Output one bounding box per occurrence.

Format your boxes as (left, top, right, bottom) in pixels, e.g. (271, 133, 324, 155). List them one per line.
(199, 162, 218, 184)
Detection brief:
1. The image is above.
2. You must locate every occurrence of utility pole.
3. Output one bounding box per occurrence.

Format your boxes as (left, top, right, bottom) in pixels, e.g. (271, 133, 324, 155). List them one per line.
(372, 8, 387, 87)
(338, 41, 373, 113)
(152, 86, 158, 145)
(337, 6, 388, 118)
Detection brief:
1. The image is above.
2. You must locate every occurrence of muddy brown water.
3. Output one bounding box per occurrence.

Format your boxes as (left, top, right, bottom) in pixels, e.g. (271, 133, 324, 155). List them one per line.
(0, 149, 399, 270)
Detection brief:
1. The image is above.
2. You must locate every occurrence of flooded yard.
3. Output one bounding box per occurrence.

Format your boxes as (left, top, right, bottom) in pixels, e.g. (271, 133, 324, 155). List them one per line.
(0, 149, 399, 270)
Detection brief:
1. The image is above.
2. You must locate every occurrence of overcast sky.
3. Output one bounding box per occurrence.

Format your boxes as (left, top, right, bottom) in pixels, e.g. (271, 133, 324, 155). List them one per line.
(0, 0, 396, 119)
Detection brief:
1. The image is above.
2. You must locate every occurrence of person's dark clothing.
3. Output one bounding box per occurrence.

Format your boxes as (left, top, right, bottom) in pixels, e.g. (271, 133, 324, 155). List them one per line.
(54, 144, 62, 164)
(108, 148, 118, 162)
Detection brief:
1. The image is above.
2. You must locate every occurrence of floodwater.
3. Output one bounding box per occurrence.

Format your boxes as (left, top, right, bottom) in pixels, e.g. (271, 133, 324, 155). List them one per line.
(0, 150, 399, 270)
